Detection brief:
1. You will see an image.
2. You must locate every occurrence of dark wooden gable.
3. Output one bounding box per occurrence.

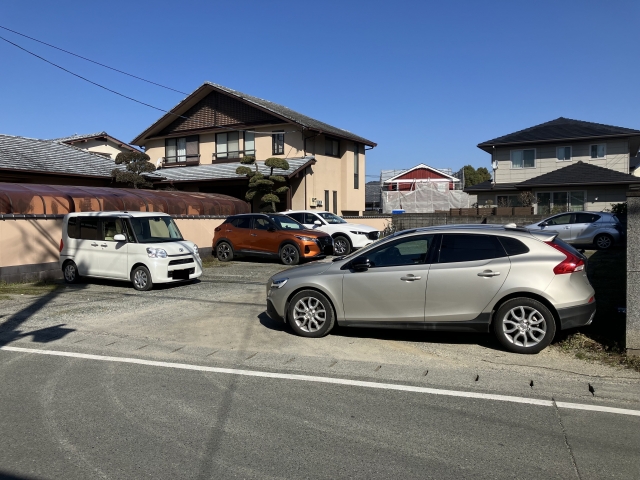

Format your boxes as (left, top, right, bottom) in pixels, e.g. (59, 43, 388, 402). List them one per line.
(161, 91, 283, 136)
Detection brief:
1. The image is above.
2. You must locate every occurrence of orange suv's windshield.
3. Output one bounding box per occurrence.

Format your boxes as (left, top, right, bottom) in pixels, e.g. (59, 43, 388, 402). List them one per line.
(268, 214, 306, 230)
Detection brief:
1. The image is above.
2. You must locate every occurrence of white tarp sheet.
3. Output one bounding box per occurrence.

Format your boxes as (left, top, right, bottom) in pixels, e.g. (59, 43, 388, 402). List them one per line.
(381, 182, 477, 213)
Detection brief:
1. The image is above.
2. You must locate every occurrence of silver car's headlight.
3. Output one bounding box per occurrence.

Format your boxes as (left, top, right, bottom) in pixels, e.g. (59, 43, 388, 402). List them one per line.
(146, 247, 167, 258)
(270, 278, 288, 289)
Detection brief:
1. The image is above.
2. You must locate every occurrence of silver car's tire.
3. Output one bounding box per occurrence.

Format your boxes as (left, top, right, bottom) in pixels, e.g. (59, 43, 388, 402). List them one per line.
(216, 241, 234, 262)
(493, 298, 556, 354)
(333, 235, 351, 256)
(280, 244, 300, 265)
(287, 290, 335, 338)
(62, 261, 80, 284)
(594, 233, 613, 250)
(131, 265, 153, 291)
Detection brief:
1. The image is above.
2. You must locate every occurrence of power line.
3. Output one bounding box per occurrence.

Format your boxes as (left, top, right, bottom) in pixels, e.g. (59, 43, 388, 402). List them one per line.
(0, 25, 190, 96)
(0, 34, 188, 119)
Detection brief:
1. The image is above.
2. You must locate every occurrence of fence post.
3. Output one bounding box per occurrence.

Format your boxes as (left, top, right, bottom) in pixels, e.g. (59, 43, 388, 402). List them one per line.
(626, 190, 640, 356)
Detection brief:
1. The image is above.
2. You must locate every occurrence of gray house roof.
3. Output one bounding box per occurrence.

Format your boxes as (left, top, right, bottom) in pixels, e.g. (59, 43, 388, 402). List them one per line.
(131, 82, 376, 147)
(0, 134, 119, 178)
(154, 157, 316, 183)
(517, 161, 640, 188)
(478, 117, 640, 153)
(52, 132, 139, 152)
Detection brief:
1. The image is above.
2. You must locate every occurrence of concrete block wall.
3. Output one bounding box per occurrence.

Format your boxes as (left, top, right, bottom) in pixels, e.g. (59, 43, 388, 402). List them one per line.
(626, 191, 640, 355)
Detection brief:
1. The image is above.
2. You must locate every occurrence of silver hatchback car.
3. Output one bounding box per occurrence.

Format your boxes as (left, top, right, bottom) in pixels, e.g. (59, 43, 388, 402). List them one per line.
(524, 211, 623, 250)
(266, 225, 596, 354)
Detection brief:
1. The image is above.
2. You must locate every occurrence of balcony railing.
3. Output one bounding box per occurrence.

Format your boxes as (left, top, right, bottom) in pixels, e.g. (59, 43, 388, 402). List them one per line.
(162, 154, 200, 167)
(212, 150, 256, 161)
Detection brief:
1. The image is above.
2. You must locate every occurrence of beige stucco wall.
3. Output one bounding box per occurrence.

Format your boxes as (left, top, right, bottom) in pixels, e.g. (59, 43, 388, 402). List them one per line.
(173, 218, 224, 251)
(342, 216, 391, 230)
(493, 140, 630, 184)
(73, 139, 134, 160)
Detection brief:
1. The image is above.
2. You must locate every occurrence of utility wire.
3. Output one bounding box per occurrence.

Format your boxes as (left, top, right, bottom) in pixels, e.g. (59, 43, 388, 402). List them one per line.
(0, 34, 188, 119)
(0, 24, 190, 96)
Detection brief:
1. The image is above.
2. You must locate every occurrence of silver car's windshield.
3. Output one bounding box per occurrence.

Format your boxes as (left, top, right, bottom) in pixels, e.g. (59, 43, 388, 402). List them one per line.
(129, 216, 184, 243)
(318, 212, 347, 224)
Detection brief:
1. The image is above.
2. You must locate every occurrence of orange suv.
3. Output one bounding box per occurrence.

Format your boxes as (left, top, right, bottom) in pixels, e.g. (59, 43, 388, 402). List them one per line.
(213, 213, 334, 265)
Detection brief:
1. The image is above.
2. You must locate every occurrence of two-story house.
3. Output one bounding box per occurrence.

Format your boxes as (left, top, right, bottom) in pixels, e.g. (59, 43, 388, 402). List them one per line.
(53, 132, 140, 160)
(131, 82, 376, 214)
(466, 117, 640, 214)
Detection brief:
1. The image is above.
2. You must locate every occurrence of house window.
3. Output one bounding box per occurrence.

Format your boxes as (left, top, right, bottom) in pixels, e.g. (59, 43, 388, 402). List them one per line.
(591, 144, 606, 158)
(536, 191, 585, 215)
(496, 195, 522, 207)
(272, 131, 284, 155)
(165, 136, 199, 164)
(511, 149, 535, 169)
(556, 146, 571, 161)
(244, 131, 255, 157)
(333, 191, 338, 214)
(354, 143, 360, 189)
(216, 132, 240, 159)
(324, 190, 330, 211)
(325, 137, 340, 157)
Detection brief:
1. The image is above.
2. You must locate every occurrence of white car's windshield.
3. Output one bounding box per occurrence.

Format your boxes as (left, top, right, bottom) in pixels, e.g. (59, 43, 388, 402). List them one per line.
(318, 212, 347, 224)
(129, 217, 184, 243)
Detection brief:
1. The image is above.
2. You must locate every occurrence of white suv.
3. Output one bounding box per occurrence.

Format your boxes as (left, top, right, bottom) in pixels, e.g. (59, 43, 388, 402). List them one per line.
(284, 210, 380, 255)
(59, 212, 202, 291)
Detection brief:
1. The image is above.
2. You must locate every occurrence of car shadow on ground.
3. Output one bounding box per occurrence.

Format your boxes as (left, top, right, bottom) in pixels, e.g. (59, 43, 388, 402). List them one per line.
(258, 312, 504, 351)
(69, 277, 202, 292)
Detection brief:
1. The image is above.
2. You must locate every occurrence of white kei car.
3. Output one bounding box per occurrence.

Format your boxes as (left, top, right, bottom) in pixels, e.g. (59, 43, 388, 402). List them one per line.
(284, 210, 380, 255)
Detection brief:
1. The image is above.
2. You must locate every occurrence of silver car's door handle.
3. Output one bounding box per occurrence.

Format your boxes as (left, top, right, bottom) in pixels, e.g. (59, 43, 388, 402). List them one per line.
(400, 275, 421, 281)
(478, 270, 500, 277)
(91, 242, 98, 247)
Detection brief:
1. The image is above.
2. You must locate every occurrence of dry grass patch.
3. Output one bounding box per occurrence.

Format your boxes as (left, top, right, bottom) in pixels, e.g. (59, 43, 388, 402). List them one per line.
(201, 255, 230, 268)
(555, 333, 640, 372)
(0, 280, 64, 297)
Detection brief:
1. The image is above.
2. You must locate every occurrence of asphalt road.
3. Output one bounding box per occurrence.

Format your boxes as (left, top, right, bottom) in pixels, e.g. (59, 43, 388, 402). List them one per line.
(1, 348, 639, 480)
(0, 259, 639, 479)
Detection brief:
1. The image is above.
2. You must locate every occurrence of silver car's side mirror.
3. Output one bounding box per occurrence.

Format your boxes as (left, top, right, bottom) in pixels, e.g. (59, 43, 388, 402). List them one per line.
(113, 234, 126, 242)
(538, 222, 547, 227)
(351, 257, 371, 272)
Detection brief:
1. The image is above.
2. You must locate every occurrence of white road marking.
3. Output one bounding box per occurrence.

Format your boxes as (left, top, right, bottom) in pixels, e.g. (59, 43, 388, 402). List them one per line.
(2, 345, 639, 417)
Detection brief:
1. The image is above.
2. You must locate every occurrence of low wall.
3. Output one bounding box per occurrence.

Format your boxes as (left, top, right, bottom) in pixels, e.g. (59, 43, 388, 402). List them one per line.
(392, 213, 546, 231)
(627, 191, 640, 355)
(0, 217, 226, 282)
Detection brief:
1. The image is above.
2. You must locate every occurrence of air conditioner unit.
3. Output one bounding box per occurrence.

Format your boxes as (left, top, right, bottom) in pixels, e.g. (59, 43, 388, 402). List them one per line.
(310, 197, 318, 207)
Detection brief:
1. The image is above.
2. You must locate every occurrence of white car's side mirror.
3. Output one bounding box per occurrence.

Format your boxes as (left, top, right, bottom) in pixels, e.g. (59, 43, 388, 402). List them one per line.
(314, 220, 322, 226)
(113, 234, 126, 242)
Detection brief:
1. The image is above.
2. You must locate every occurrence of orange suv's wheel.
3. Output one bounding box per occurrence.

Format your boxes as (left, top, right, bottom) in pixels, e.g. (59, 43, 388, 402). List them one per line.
(280, 244, 300, 265)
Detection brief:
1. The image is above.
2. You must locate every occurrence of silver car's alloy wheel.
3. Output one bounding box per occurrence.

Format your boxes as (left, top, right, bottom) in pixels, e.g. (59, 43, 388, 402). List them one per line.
(334, 237, 349, 255)
(293, 297, 327, 333)
(64, 264, 76, 282)
(595, 235, 612, 249)
(133, 269, 148, 289)
(501, 306, 547, 348)
(281, 245, 297, 264)
(217, 243, 231, 260)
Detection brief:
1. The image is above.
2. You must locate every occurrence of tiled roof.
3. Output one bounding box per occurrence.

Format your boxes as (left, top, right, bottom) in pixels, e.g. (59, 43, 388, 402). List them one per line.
(154, 157, 315, 183)
(478, 117, 640, 149)
(132, 82, 376, 147)
(517, 161, 640, 187)
(0, 134, 119, 178)
(464, 180, 518, 192)
(52, 132, 108, 142)
(207, 83, 375, 146)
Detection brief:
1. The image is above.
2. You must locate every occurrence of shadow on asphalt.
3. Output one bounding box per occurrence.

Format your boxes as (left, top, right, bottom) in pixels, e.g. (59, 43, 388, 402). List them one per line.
(258, 312, 504, 351)
(67, 277, 202, 291)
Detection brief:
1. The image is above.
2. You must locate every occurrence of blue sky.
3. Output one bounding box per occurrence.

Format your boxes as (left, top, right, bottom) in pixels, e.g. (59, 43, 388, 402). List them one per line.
(1, 0, 638, 180)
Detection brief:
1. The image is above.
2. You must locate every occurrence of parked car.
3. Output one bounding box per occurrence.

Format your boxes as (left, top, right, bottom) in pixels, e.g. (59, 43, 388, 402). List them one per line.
(265, 224, 596, 354)
(59, 212, 202, 291)
(524, 211, 623, 250)
(213, 213, 333, 265)
(284, 210, 380, 255)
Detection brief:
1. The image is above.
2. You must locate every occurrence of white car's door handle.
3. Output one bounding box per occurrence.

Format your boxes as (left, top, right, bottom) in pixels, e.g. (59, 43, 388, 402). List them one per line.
(91, 243, 98, 247)
(400, 275, 421, 281)
(478, 270, 500, 277)
(101, 243, 108, 247)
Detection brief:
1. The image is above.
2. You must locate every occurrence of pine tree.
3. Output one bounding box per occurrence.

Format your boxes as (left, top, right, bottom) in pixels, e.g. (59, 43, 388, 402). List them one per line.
(236, 156, 290, 212)
(111, 151, 156, 189)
